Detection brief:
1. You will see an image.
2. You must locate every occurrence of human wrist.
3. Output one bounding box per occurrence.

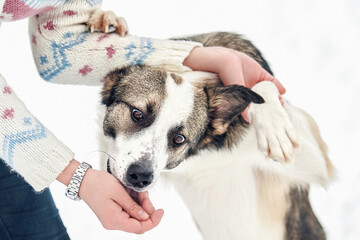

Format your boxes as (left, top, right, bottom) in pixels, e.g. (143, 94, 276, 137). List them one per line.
(56, 159, 80, 186)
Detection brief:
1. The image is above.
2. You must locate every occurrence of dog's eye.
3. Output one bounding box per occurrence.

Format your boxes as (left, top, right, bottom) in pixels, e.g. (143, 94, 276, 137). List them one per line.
(132, 108, 144, 122)
(172, 134, 186, 146)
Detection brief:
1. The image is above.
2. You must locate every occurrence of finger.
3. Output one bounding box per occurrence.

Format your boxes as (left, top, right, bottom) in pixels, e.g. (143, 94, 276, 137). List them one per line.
(112, 188, 150, 221)
(220, 69, 245, 86)
(220, 51, 245, 86)
(259, 70, 286, 95)
(139, 209, 164, 233)
(113, 210, 144, 233)
(270, 77, 286, 95)
(116, 209, 164, 234)
(241, 107, 250, 123)
(279, 96, 284, 106)
(138, 191, 156, 215)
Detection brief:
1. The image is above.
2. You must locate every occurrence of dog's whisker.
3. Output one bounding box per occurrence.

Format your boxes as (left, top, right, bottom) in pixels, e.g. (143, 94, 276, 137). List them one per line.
(87, 150, 117, 161)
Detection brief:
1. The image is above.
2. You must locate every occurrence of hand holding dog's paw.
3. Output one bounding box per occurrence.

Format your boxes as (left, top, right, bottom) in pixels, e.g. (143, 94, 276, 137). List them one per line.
(247, 81, 299, 163)
(88, 9, 129, 36)
(79, 169, 164, 234)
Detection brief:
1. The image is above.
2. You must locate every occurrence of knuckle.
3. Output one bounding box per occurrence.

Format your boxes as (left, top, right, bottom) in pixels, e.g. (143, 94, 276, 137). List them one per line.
(127, 202, 138, 213)
(222, 51, 239, 66)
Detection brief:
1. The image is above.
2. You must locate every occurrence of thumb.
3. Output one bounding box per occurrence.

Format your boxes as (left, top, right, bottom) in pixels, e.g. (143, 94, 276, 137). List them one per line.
(241, 106, 250, 123)
(259, 70, 286, 95)
(271, 77, 286, 95)
(112, 187, 150, 221)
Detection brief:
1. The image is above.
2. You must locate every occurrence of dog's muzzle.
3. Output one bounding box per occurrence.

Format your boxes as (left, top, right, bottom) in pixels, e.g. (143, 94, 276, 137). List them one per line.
(106, 158, 144, 203)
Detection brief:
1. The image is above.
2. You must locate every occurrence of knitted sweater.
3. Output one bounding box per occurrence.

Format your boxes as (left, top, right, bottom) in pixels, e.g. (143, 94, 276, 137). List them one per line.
(0, 0, 201, 191)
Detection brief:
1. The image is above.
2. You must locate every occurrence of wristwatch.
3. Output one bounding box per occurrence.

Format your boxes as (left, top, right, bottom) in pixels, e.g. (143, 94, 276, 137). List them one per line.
(65, 162, 92, 201)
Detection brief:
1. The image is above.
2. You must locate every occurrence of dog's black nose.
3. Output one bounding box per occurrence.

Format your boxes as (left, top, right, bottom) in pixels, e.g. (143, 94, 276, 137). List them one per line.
(126, 163, 153, 188)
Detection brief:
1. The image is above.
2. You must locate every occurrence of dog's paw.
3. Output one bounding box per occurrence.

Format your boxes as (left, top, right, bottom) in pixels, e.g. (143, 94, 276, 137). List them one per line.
(87, 9, 129, 37)
(248, 81, 299, 164)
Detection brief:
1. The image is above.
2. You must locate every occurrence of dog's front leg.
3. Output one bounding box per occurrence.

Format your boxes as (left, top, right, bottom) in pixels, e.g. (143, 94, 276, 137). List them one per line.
(247, 81, 299, 163)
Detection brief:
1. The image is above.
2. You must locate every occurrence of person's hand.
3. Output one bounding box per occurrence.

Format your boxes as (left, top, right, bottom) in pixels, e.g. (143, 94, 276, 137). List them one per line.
(79, 168, 163, 233)
(184, 46, 299, 162)
(183, 46, 285, 121)
(57, 160, 164, 234)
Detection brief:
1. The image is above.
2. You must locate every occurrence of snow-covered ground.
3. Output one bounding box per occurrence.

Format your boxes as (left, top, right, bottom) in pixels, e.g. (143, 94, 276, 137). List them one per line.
(1, 0, 359, 239)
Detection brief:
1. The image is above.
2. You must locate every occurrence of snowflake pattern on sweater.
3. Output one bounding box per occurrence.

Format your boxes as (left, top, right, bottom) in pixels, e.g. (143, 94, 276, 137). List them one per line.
(2, 118, 47, 167)
(0, 75, 75, 191)
(38, 32, 89, 81)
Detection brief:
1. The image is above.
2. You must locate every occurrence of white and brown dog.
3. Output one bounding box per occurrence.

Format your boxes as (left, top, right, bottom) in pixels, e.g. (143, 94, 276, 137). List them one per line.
(97, 30, 334, 239)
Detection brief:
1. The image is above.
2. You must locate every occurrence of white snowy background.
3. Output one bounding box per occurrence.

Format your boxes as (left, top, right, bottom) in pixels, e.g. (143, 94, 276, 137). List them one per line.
(1, 0, 359, 239)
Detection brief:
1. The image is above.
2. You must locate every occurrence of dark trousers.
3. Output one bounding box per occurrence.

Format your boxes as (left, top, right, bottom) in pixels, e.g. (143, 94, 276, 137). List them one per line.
(0, 160, 70, 240)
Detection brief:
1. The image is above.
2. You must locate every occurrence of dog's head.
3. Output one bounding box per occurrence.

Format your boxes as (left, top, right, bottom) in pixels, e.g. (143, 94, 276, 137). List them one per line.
(101, 65, 264, 192)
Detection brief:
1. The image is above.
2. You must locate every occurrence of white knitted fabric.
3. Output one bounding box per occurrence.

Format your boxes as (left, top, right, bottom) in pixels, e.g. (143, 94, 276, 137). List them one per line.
(0, 74, 74, 191)
(30, 0, 202, 85)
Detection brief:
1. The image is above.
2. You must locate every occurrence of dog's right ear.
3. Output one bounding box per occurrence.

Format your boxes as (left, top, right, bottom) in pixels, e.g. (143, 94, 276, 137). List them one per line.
(101, 67, 132, 106)
(206, 85, 264, 135)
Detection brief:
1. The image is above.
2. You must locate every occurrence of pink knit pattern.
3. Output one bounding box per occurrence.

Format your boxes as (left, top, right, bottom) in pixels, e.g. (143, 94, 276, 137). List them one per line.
(1, 0, 56, 21)
(2, 108, 14, 119)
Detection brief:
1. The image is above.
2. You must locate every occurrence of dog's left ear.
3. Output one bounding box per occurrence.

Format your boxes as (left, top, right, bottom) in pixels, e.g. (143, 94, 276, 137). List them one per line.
(206, 85, 264, 135)
(101, 67, 133, 106)
(101, 71, 118, 106)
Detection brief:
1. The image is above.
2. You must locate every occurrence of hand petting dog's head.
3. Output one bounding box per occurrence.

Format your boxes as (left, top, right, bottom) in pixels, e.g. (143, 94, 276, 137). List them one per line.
(101, 65, 263, 192)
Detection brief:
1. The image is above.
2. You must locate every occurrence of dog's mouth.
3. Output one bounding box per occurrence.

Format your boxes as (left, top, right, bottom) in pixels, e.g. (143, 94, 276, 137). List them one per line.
(107, 158, 141, 203)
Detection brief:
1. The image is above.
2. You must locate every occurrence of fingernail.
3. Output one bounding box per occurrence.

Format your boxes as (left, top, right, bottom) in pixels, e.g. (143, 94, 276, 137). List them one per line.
(158, 209, 165, 217)
(138, 210, 149, 219)
(144, 191, 149, 198)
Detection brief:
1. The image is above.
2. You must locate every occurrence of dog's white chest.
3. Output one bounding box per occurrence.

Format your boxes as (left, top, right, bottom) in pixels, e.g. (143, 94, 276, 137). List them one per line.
(165, 128, 285, 240)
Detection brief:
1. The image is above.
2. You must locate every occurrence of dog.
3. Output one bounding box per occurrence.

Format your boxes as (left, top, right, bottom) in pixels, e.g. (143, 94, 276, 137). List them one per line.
(91, 10, 334, 240)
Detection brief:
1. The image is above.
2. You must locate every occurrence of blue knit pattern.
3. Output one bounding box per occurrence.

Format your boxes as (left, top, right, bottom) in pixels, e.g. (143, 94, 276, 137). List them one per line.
(2, 118, 46, 167)
(22, 0, 68, 8)
(39, 32, 89, 81)
(125, 37, 155, 65)
(85, 0, 102, 7)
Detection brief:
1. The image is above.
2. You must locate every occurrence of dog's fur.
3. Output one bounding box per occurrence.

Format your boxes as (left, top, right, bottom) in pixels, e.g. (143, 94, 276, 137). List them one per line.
(98, 32, 334, 240)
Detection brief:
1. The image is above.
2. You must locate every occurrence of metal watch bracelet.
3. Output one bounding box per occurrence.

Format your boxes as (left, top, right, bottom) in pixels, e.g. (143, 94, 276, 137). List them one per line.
(65, 162, 92, 201)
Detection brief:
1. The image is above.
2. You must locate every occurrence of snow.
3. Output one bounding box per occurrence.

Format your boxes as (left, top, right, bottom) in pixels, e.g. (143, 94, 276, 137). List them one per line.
(0, 0, 359, 239)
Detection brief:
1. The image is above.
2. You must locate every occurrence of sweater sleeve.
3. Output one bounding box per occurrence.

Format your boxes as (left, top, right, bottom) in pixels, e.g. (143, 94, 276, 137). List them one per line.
(0, 74, 74, 191)
(0, 0, 66, 21)
(29, 0, 202, 86)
